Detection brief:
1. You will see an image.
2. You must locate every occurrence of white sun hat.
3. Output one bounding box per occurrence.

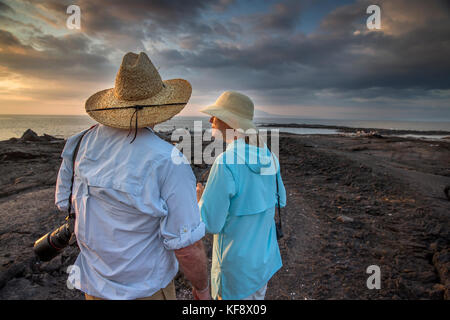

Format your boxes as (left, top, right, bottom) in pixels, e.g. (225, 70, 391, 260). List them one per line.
(199, 91, 257, 131)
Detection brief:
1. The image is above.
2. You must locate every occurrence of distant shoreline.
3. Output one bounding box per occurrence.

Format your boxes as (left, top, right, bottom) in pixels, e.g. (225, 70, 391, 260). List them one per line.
(0, 114, 449, 141)
(2, 123, 450, 143)
(258, 122, 450, 137)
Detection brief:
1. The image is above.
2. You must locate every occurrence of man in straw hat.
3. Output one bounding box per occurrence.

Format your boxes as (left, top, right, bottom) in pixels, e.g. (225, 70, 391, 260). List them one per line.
(55, 52, 210, 300)
(196, 91, 287, 300)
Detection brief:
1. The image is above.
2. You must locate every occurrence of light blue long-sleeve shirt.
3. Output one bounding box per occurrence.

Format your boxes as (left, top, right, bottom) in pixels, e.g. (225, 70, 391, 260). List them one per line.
(55, 124, 205, 299)
(199, 139, 286, 300)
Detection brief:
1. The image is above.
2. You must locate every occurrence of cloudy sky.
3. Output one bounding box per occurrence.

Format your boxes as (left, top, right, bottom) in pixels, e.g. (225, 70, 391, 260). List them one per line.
(0, 0, 449, 121)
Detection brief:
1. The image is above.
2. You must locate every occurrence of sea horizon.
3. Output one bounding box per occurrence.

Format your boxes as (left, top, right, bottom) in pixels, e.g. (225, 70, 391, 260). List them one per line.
(0, 114, 449, 141)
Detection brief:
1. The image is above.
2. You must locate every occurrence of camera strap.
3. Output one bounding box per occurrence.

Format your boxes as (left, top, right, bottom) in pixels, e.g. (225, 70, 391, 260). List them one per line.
(271, 152, 283, 240)
(264, 142, 283, 240)
(67, 125, 97, 217)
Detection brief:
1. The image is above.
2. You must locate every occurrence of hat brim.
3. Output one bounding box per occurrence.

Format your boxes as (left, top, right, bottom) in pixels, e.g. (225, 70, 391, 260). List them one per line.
(200, 105, 257, 132)
(85, 79, 191, 129)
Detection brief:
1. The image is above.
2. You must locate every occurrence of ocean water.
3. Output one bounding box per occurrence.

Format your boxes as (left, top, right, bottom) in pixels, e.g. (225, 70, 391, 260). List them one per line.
(0, 115, 449, 141)
(0, 115, 210, 140)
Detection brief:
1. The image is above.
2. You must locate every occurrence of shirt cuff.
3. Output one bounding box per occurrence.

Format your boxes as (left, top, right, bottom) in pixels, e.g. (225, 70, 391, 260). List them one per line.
(162, 221, 206, 251)
(55, 199, 69, 212)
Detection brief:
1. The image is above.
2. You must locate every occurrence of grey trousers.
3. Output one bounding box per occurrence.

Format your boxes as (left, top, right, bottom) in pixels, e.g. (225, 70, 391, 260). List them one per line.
(242, 283, 268, 300)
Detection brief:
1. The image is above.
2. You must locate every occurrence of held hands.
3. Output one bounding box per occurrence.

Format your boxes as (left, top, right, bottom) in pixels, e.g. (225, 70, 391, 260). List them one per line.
(196, 183, 205, 202)
(192, 283, 211, 300)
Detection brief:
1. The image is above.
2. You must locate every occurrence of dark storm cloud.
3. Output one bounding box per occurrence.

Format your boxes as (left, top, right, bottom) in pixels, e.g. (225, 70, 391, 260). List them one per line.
(155, 27, 450, 93)
(211, 0, 236, 12)
(246, 0, 305, 32)
(16, 0, 242, 51)
(0, 0, 243, 105)
(0, 28, 23, 46)
(0, 29, 113, 81)
(0, 0, 14, 14)
(318, 2, 363, 34)
(0, 0, 449, 118)
(314, 0, 450, 92)
(151, 0, 450, 108)
(0, 14, 43, 35)
(6, 0, 450, 94)
(25, 0, 218, 36)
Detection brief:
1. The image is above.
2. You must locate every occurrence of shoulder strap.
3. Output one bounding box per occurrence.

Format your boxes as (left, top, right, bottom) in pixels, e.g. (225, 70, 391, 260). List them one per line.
(269, 150, 283, 239)
(67, 125, 96, 216)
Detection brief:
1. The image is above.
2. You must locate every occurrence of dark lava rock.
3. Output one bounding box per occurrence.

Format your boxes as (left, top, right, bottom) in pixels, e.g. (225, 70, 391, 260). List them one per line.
(21, 129, 40, 141)
(0, 150, 42, 161)
(18, 130, 60, 142)
(1, 131, 449, 300)
(42, 133, 61, 141)
(433, 248, 450, 299)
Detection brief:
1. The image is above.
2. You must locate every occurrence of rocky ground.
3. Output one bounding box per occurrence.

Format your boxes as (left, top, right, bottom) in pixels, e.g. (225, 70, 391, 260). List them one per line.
(0, 128, 449, 300)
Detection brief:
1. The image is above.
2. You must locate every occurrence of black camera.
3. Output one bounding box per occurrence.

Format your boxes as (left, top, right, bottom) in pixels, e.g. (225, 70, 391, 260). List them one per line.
(33, 215, 75, 262)
(275, 221, 283, 240)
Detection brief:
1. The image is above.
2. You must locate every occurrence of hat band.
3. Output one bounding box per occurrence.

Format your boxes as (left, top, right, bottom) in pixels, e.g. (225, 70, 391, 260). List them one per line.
(89, 103, 186, 143)
(88, 102, 186, 112)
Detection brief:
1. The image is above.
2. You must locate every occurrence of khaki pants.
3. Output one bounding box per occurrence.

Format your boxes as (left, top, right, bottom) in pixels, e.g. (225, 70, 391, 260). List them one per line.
(85, 280, 176, 300)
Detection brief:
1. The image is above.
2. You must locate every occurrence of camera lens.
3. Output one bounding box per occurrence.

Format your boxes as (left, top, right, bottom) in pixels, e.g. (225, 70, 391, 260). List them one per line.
(33, 223, 72, 262)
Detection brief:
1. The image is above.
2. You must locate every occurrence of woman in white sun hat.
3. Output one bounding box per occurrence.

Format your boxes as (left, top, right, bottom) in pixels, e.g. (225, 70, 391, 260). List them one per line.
(197, 91, 287, 300)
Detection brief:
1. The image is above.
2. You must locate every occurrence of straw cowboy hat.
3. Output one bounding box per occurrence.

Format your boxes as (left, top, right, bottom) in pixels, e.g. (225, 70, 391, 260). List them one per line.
(200, 91, 257, 131)
(85, 52, 191, 130)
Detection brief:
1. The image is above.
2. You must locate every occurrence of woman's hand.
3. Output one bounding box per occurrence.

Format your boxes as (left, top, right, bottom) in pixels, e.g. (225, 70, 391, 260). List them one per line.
(196, 183, 205, 202)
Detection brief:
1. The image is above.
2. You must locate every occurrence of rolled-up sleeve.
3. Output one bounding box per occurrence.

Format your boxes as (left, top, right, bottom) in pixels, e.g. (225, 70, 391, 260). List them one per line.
(159, 155, 205, 250)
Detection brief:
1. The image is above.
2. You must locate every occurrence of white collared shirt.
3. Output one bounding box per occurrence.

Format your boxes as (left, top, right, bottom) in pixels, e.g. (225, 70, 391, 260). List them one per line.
(56, 124, 204, 299)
